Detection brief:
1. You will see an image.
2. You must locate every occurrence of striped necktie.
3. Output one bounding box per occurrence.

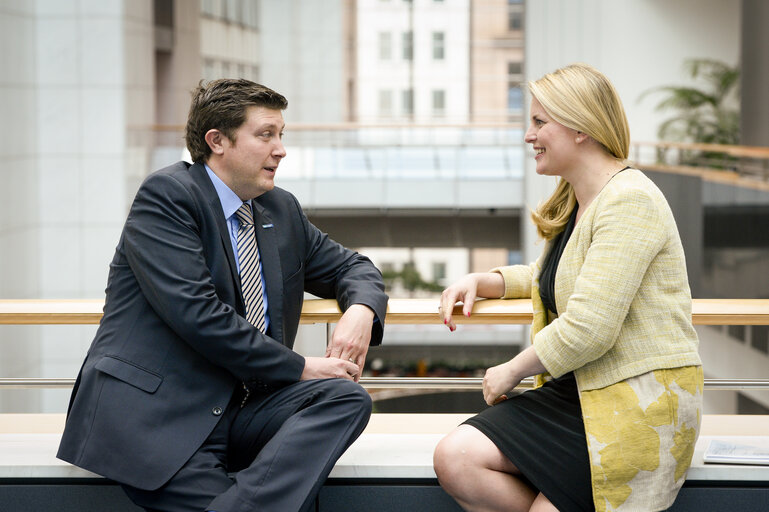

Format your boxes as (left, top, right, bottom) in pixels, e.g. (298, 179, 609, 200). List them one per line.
(235, 203, 266, 332)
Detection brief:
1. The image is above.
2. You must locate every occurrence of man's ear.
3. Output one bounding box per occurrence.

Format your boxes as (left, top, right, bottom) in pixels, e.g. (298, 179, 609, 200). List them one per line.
(204, 129, 226, 155)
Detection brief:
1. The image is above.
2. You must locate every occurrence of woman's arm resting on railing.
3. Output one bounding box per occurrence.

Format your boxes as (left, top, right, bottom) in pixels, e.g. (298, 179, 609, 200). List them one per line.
(439, 272, 506, 330)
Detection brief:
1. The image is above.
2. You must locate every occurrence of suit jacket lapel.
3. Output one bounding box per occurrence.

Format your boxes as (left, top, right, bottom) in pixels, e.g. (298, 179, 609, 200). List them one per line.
(251, 200, 284, 345)
(188, 163, 244, 312)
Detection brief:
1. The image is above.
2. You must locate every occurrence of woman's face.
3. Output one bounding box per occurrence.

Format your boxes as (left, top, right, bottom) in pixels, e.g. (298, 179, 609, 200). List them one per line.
(524, 97, 580, 177)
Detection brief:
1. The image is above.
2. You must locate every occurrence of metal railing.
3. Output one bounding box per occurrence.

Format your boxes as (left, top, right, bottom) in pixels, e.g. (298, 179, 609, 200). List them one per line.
(2, 298, 769, 391)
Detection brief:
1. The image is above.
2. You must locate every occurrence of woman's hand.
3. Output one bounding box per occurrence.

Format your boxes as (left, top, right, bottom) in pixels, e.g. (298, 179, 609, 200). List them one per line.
(439, 274, 480, 331)
(439, 272, 505, 331)
(482, 347, 547, 406)
(483, 361, 521, 406)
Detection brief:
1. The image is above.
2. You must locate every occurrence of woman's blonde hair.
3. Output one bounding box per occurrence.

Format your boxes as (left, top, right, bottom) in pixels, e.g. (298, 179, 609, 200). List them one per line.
(528, 63, 630, 239)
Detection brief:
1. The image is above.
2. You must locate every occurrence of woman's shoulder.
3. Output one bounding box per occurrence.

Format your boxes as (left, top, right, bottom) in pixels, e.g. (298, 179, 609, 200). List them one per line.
(590, 167, 676, 236)
(600, 168, 668, 208)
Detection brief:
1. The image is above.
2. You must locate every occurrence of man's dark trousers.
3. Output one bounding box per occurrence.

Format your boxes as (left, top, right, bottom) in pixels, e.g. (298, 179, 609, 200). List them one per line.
(122, 378, 372, 512)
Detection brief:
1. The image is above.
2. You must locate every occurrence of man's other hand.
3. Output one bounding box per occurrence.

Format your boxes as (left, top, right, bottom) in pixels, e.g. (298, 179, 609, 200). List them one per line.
(325, 304, 375, 382)
(301, 357, 359, 381)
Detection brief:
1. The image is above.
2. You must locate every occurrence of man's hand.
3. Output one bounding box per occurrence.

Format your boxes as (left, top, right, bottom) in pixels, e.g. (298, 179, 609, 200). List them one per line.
(325, 304, 375, 382)
(300, 357, 359, 381)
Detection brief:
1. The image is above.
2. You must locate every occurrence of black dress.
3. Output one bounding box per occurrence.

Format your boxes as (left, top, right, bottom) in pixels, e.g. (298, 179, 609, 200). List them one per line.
(463, 208, 594, 511)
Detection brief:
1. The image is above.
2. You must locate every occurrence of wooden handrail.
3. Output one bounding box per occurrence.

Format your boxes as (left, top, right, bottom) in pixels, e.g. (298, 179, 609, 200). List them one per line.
(1, 298, 767, 325)
(633, 140, 769, 160)
(2, 298, 768, 390)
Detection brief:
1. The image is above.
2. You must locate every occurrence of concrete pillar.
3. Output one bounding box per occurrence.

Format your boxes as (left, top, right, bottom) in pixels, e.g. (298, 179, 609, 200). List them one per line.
(740, 0, 769, 146)
(645, 171, 704, 298)
(0, 0, 155, 413)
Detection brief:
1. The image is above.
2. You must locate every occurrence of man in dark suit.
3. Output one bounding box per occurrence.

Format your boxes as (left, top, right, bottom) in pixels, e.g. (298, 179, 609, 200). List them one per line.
(57, 79, 388, 512)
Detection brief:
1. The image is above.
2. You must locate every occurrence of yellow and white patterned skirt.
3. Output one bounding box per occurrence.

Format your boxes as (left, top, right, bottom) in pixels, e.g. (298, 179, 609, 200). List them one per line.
(581, 366, 704, 512)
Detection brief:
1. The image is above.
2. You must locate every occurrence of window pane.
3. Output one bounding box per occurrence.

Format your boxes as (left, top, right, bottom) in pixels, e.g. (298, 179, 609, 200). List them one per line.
(402, 31, 413, 60)
(432, 32, 444, 60)
(200, 0, 214, 16)
(387, 147, 437, 178)
(432, 262, 446, 282)
(402, 89, 414, 115)
(508, 85, 523, 112)
(225, 0, 238, 22)
(203, 59, 217, 81)
(379, 89, 393, 117)
(379, 32, 392, 60)
(432, 89, 445, 115)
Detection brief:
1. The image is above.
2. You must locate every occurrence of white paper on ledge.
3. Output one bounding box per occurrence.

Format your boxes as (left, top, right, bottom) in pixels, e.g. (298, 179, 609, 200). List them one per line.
(703, 439, 769, 466)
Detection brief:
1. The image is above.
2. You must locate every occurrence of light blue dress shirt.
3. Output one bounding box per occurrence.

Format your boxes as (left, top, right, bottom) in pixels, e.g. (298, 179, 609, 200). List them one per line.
(205, 165, 270, 330)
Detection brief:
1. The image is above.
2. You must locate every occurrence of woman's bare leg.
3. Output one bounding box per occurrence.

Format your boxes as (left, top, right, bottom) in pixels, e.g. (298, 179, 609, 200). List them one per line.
(530, 492, 560, 512)
(434, 425, 538, 512)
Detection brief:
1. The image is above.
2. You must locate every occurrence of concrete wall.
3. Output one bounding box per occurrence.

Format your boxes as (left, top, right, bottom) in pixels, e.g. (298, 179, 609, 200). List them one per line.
(0, 0, 155, 412)
(258, 0, 347, 123)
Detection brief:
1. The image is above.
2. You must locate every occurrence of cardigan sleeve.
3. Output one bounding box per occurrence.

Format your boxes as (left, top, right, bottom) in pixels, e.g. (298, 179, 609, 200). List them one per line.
(533, 184, 669, 378)
(490, 264, 535, 298)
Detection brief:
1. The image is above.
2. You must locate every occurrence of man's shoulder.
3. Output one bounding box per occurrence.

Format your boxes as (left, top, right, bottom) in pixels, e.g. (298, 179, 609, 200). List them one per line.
(255, 186, 300, 209)
(151, 160, 195, 181)
(139, 161, 208, 192)
(129, 162, 216, 213)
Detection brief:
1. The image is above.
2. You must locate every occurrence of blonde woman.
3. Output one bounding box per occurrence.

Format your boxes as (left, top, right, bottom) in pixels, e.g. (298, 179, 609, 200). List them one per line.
(434, 64, 703, 512)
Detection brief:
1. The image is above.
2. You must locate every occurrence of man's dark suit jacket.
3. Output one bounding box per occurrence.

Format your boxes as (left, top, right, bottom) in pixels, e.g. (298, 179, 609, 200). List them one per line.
(57, 161, 387, 491)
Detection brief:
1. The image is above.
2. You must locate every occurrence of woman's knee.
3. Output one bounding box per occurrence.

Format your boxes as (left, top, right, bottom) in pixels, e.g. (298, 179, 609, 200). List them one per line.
(433, 428, 473, 484)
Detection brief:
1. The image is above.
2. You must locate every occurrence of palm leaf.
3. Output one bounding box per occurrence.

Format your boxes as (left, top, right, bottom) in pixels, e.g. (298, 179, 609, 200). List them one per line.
(638, 58, 739, 152)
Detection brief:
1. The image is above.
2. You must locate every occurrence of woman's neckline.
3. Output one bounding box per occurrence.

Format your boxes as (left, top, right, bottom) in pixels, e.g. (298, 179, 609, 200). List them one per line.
(575, 166, 632, 224)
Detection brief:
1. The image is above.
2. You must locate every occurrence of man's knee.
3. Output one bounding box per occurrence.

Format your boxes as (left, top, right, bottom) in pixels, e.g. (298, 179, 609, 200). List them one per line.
(336, 379, 373, 414)
(316, 378, 372, 415)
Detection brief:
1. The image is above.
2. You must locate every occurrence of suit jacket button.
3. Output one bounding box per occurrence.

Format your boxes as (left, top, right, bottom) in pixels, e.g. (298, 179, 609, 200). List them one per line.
(212, 407, 223, 416)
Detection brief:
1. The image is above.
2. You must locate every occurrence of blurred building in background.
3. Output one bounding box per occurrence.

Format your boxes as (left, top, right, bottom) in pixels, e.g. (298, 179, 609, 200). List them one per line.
(0, 0, 767, 414)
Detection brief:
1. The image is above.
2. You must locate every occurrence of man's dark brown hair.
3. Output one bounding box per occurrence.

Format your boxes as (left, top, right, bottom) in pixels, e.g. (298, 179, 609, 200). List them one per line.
(185, 79, 288, 163)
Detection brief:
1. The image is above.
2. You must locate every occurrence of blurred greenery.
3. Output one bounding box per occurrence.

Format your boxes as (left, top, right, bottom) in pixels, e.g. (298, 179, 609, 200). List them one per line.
(382, 262, 443, 293)
(639, 58, 740, 168)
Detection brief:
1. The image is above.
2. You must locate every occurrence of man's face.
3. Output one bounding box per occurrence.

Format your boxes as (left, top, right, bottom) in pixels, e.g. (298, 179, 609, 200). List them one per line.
(217, 106, 286, 200)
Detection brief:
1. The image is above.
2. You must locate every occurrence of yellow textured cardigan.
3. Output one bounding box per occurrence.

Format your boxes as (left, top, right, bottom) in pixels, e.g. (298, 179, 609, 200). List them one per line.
(494, 169, 703, 511)
(494, 169, 701, 391)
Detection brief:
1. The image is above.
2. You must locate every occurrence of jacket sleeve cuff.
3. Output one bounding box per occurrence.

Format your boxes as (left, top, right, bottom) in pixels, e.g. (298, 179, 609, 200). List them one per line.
(490, 265, 533, 299)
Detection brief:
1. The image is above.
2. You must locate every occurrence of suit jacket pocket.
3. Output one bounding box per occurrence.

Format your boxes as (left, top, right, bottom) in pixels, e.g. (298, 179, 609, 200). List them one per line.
(95, 355, 163, 394)
(285, 262, 304, 284)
